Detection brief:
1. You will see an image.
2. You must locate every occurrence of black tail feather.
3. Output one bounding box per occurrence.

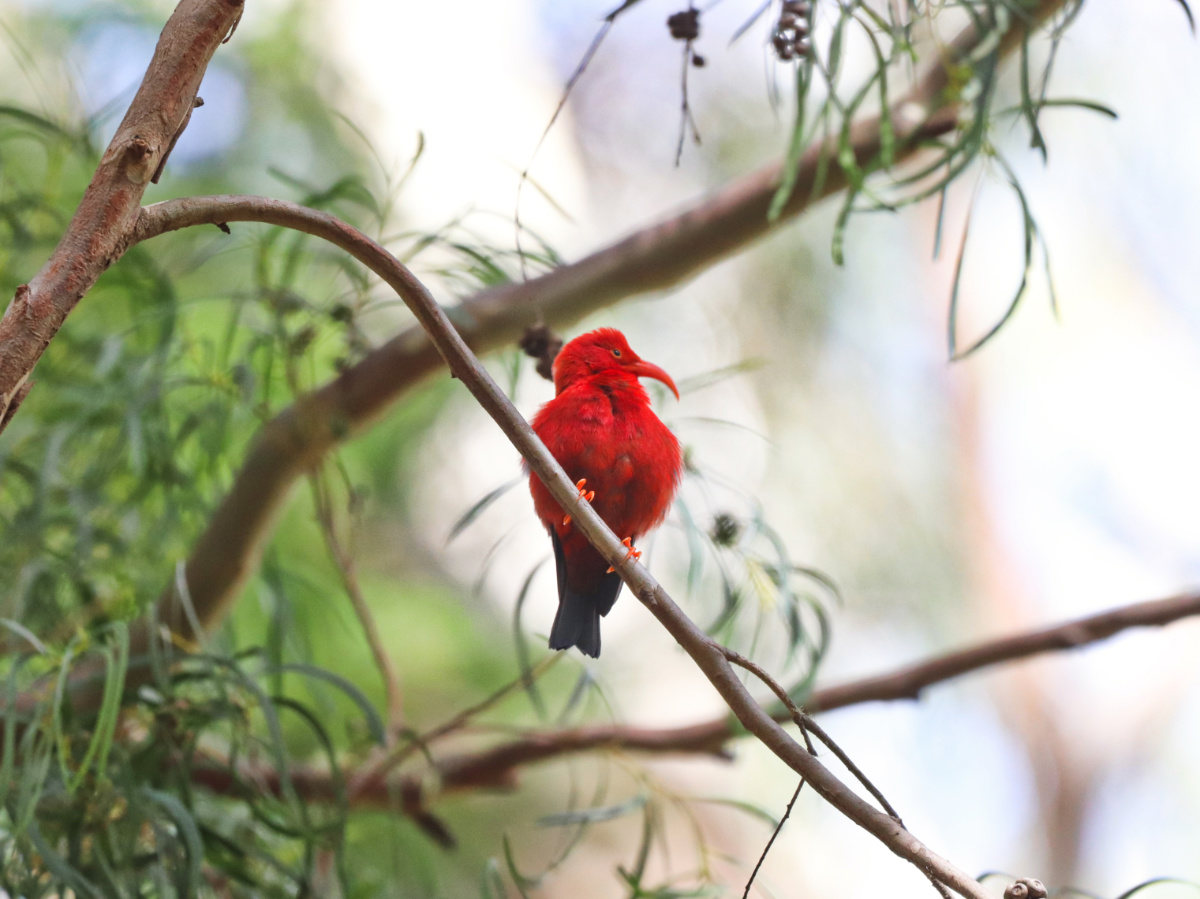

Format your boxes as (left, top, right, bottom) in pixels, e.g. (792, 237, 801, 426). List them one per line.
(548, 530, 624, 658)
(549, 589, 603, 657)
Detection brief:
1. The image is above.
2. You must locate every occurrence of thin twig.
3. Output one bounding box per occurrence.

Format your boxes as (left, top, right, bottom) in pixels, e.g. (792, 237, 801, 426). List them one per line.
(674, 2, 703, 166)
(799, 714, 902, 823)
(345, 653, 561, 801)
(721, 644, 900, 822)
(515, 0, 639, 281)
(742, 778, 804, 899)
(309, 467, 404, 735)
(719, 645, 816, 754)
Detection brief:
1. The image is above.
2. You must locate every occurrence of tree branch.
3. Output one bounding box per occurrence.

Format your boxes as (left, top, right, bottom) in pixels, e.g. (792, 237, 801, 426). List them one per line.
(404, 589, 1200, 793)
(0, 0, 242, 433)
(187, 589, 1200, 874)
(132, 195, 994, 899)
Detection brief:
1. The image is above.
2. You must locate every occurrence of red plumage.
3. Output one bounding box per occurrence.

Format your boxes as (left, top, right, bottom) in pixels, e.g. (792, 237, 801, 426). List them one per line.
(529, 328, 683, 657)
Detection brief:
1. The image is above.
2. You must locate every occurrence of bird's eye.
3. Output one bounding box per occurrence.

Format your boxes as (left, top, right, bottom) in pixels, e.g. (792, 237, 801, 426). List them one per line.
(611, 349, 622, 358)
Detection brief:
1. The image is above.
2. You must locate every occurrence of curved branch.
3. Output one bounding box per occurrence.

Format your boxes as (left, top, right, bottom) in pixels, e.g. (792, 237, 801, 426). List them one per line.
(0, 0, 242, 432)
(135, 195, 992, 898)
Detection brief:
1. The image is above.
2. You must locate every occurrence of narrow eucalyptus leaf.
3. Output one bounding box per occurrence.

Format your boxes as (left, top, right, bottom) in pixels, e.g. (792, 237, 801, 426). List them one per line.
(1113, 878, 1200, 899)
(538, 794, 648, 827)
(274, 662, 386, 745)
(448, 477, 521, 543)
(27, 821, 105, 899)
(1172, 0, 1196, 34)
(140, 788, 205, 895)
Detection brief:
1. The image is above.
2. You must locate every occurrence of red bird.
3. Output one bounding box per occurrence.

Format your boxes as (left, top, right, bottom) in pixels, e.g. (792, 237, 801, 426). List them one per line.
(529, 328, 683, 657)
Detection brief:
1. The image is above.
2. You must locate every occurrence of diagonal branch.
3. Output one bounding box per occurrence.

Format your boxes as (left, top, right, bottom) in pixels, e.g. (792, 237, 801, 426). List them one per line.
(134, 195, 995, 899)
(0, 0, 243, 433)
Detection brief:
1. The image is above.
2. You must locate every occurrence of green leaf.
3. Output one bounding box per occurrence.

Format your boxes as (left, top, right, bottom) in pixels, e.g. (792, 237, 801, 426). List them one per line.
(502, 834, 538, 898)
(999, 97, 1118, 120)
(274, 662, 387, 746)
(513, 559, 550, 720)
(448, 477, 521, 543)
(27, 821, 105, 899)
(768, 53, 816, 221)
(603, 0, 645, 21)
(1018, 35, 1048, 162)
(140, 787, 205, 896)
(951, 156, 1041, 360)
(831, 188, 858, 266)
(674, 358, 765, 395)
(690, 795, 779, 827)
(674, 497, 706, 596)
(0, 105, 83, 146)
(0, 656, 33, 806)
(189, 654, 301, 810)
(68, 621, 129, 792)
(0, 617, 47, 654)
(1114, 878, 1200, 899)
(730, 0, 773, 45)
(626, 800, 656, 888)
(1172, 0, 1196, 34)
(946, 172, 983, 360)
(538, 794, 648, 827)
(482, 858, 508, 899)
(50, 635, 81, 789)
(557, 667, 596, 724)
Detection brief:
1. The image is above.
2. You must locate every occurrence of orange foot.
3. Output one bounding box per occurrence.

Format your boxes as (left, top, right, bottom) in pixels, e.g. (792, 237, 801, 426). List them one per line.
(607, 537, 642, 573)
(562, 479, 596, 528)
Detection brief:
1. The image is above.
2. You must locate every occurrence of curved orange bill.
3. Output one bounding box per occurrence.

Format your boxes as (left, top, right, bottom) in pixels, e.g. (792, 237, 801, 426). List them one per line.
(629, 360, 680, 400)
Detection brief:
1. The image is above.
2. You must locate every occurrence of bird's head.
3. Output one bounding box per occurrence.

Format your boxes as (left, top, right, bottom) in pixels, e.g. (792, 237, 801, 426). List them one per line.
(552, 327, 679, 400)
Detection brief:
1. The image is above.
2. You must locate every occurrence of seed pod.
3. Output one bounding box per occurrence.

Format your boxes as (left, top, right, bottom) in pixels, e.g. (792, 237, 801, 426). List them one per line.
(667, 8, 701, 41)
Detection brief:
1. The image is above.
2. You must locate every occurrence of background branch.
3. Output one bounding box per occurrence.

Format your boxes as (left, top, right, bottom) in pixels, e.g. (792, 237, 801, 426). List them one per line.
(433, 589, 1200, 785)
(232, 589, 1200, 814)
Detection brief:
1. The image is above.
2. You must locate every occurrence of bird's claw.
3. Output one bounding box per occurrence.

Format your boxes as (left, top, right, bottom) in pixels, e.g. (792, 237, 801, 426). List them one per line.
(563, 479, 596, 529)
(607, 537, 642, 573)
